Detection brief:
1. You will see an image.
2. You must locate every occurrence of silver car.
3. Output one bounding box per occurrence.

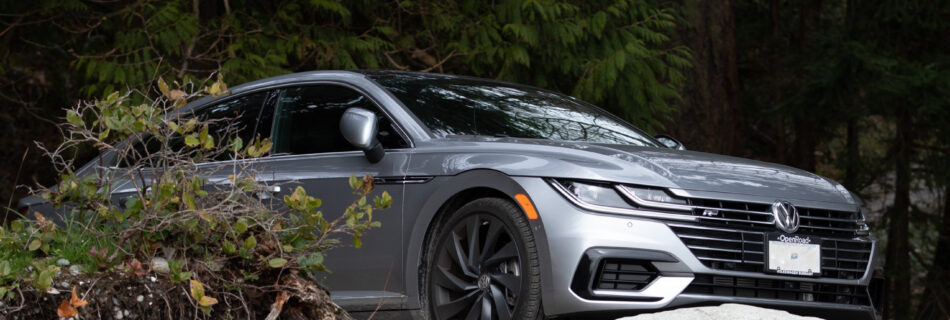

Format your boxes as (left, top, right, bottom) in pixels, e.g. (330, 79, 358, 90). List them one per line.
(20, 70, 884, 319)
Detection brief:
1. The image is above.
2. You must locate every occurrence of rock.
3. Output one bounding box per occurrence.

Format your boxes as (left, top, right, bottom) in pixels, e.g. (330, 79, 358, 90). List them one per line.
(151, 257, 170, 274)
(136, 295, 144, 302)
(616, 304, 824, 320)
(69, 265, 82, 276)
(56, 258, 70, 266)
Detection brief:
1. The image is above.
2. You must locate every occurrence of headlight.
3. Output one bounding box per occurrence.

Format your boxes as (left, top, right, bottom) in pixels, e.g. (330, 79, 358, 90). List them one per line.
(549, 179, 696, 221)
(552, 179, 690, 211)
(555, 180, 630, 208)
(620, 186, 687, 205)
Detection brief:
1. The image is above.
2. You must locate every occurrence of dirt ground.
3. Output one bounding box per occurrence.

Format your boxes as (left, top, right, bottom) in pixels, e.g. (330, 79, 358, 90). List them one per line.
(0, 271, 346, 320)
(1, 272, 190, 319)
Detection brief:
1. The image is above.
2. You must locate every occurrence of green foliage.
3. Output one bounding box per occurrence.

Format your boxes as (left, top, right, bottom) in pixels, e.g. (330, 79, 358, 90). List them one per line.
(11, 0, 687, 132)
(398, 0, 689, 130)
(168, 259, 192, 283)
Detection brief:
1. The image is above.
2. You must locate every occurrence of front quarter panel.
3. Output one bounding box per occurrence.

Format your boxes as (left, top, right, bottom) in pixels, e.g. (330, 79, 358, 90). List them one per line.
(400, 169, 545, 310)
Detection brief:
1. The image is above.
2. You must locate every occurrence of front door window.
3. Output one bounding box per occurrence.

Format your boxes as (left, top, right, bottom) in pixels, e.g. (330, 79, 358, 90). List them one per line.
(272, 85, 407, 155)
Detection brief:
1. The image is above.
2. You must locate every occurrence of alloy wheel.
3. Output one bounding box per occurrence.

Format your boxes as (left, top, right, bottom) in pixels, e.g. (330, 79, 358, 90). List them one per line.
(430, 213, 523, 320)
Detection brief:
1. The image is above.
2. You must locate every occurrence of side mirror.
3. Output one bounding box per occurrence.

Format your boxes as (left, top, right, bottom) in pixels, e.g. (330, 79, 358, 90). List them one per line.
(340, 108, 385, 163)
(654, 134, 686, 150)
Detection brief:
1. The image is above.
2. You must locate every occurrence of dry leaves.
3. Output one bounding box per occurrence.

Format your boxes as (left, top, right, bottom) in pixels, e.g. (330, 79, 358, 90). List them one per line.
(56, 286, 89, 317)
(33, 212, 54, 232)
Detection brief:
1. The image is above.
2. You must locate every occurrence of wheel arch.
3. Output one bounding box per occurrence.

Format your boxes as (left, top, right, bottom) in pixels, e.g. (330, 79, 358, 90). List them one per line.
(404, 169, 544, 310)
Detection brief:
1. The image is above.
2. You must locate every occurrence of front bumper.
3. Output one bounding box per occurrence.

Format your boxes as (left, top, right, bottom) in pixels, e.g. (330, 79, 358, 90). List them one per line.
(512, 177, 882, 319)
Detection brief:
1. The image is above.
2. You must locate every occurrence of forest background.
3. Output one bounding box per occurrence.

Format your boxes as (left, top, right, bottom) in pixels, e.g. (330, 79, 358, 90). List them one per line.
(0, 1, 948, 319)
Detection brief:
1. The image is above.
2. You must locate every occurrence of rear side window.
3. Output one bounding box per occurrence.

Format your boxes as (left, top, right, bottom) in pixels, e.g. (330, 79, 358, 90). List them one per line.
(119, 91, 271, 166)
(195, 91, 270, 148)
(271, 85, 407, 155)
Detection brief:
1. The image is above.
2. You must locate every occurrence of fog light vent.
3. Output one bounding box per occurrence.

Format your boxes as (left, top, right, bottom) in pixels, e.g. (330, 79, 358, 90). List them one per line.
(595, 259, 658, 291)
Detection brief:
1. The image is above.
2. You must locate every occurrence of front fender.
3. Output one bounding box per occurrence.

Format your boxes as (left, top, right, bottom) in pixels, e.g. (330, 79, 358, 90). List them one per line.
(401, 169, 550, 309)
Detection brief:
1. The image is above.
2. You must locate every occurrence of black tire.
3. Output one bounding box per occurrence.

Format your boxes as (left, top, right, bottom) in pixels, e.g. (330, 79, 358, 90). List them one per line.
(421, 197, 543, 320)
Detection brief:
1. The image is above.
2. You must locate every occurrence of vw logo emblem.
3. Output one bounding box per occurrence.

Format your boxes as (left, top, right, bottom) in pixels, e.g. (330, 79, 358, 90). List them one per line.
(771, 201, 800, 233)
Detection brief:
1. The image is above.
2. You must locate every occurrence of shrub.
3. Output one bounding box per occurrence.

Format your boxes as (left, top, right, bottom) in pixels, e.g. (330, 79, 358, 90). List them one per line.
(1, 75, 391, 318)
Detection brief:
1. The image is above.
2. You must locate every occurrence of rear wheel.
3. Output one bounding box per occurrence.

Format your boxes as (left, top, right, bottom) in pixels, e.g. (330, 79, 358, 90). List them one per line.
(422, 197, 542, 320)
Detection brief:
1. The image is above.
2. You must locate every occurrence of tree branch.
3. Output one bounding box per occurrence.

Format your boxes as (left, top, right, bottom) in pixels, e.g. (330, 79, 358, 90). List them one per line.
(420, 50, 465, 73)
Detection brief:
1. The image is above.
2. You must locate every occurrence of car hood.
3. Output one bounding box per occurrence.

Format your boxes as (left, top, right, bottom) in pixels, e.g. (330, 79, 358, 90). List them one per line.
(419, 137, 852, 204)
(583, 143, 848, 203)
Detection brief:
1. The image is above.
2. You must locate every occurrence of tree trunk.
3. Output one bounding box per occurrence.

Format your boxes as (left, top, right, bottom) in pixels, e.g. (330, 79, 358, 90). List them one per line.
(787, 0, 822, 172)
(886, 108, 912, 320)
(769, 0, 788, 164)
(843, 118, 859, 190)
(669, 0, 741, 156)
(797, 0, 822, 50)
(916, 185, 950, 320)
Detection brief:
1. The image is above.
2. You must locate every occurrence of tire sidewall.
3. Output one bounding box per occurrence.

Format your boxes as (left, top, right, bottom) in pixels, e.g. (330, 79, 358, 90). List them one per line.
(421, 197, 542, 320)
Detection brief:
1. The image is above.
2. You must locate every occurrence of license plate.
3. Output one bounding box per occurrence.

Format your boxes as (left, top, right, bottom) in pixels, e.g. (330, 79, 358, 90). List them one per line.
(766, 233, 821, 276)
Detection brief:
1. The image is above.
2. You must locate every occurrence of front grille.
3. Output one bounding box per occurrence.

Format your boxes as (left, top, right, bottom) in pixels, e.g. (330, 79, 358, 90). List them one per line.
(594, 259, 658, 291)
(670, 223, 872, 279)
(685, 198, 860, 237)
(684, 274, 872, 306)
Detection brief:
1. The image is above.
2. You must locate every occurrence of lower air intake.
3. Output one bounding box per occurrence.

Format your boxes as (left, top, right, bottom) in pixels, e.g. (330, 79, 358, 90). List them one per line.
(595, 259, 658, 291)
(684, 274, 872, 306)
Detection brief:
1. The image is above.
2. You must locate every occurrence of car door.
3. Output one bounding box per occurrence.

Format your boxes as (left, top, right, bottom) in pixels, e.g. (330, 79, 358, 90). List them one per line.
(262, 84, 411, 306)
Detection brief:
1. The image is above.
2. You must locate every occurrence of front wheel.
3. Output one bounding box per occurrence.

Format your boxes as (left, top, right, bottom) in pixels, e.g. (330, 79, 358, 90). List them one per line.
(422, 197, 542, 320)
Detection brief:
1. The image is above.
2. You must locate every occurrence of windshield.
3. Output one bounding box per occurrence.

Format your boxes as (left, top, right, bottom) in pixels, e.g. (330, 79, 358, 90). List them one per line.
(368, 73, 660, 147)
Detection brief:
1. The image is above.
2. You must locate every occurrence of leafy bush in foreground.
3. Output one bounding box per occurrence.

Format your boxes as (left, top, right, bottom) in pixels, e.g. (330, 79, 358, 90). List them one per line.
(0, 76, 391, 318)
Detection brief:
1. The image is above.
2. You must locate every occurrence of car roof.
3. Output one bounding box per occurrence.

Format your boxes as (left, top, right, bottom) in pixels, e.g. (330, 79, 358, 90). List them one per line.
(178, 70, 507, 113)
(178, 70, 366, 114)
